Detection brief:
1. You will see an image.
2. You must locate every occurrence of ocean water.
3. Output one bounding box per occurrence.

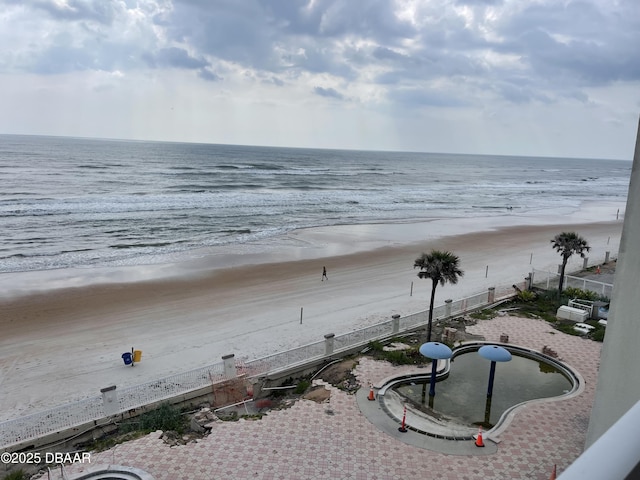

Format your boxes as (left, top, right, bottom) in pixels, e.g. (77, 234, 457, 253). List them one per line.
(0, 134, 631, 274)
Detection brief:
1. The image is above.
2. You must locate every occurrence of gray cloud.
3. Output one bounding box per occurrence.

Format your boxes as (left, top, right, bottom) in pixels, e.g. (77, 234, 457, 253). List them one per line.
(313, 86, 343, 100)
(26, 31, 141, 74)
(165, 1, 277, 70)
(387, 87, 470, 108)
(198, 68, 221, 82)
(496, 1, 640, 86)
(146, 47, 210, 70)
(2, 0, 119, 24)
(1, 0, 638, 110)
(454, 0, 503, 5)
(165, 0, 414, 76)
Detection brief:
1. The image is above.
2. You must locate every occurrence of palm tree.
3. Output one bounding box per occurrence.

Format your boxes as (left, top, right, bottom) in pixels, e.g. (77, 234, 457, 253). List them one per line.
(414, 250, 464, 342)
(551, 232, 590, 296)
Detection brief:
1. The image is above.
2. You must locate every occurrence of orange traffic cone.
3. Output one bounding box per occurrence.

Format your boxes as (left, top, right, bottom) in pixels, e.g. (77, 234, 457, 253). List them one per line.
(596, 266, 601, 274)
(549, 464, 557, 480)
(475, 426, 485, 447)
(367, 385, 376, 401)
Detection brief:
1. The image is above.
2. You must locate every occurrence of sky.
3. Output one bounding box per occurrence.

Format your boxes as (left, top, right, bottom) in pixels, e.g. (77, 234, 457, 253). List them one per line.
(0, 0, 639, 160)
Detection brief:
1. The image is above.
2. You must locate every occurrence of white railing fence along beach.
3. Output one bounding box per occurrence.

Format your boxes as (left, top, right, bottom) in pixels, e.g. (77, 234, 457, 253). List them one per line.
(531, 269, 613, 299)
(0, 278, 562, 450)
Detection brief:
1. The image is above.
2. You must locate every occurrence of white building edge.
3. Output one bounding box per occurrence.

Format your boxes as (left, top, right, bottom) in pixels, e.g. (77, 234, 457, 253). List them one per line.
(560, 117, 640, 479)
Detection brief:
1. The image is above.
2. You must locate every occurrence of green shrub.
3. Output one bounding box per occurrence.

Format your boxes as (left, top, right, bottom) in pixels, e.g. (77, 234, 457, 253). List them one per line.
(555, 323, 579, 335)
(469, 309, 497, 320)
(591, 328, 606, 342)
(563, 287, 599, 301)
(517, 290, 537, 302)
(504, 292, 560, 322)
(120, 403, 186, 434)
(294, 380, 311, 394)
(384, 350, 412, 365)
(2, 471, 27, 480)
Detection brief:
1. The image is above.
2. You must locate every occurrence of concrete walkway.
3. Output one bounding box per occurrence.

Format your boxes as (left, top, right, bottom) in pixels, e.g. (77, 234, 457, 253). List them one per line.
(50, 315, 600, 480)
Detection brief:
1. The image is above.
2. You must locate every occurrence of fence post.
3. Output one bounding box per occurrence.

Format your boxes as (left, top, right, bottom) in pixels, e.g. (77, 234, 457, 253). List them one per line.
(445, 299, 453, 318)
(100, 385, 119, 416)
(488, 287, 495, 303)
(222, 354, 236, 379)
(324, 333, 335, 356)
(392, 314, 401, 334)
(525, 273, 533, 290)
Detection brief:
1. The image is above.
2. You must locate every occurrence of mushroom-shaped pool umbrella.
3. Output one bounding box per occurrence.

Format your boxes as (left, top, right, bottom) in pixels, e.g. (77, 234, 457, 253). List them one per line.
(419, 342, 453, 398)
(478, 345, 512, 397)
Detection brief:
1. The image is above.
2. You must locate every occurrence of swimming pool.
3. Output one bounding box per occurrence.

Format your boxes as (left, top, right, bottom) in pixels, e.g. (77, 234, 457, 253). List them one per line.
(378, 343, 580, 439)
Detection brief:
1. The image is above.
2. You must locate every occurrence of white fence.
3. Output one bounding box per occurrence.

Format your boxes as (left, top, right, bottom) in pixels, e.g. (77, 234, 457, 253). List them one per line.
(0, 284, 517, 450)
(531, 269, 613, 299)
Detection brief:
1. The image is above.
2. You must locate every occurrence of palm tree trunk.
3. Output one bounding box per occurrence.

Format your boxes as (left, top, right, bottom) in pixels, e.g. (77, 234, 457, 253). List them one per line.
(427, 281, 437, 342)
(558, 257, 569, 296)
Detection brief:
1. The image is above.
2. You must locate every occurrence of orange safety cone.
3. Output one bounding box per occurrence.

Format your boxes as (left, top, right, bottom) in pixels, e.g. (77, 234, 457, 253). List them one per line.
(475, 426, 485, 447)
(549, 464, 557, 480)
(367, 385, 376, 401)
(596, 266, 601, 274)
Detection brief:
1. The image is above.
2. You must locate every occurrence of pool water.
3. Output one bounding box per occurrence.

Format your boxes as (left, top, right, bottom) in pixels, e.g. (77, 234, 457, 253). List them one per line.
(395, 350, 573, 428)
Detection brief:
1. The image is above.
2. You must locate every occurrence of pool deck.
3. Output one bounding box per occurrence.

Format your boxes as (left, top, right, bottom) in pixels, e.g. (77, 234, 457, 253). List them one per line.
(51, 315, 601, 480)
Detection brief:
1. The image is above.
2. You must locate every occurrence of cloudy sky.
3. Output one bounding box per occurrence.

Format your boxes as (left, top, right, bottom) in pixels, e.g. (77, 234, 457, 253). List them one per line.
(0, 0, 638, 159)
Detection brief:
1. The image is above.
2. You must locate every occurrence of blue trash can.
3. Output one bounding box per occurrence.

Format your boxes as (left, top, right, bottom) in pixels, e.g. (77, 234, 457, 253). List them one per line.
(122, 352, 133, 365)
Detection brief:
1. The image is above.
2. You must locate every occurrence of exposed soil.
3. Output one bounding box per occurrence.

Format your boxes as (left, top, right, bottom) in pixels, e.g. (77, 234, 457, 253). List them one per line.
(303, 386, 331, 403)
(314, 358, 360, 392)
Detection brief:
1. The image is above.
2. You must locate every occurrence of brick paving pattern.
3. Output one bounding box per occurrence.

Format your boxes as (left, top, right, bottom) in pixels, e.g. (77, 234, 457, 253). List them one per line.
(55, 315, 600, 480)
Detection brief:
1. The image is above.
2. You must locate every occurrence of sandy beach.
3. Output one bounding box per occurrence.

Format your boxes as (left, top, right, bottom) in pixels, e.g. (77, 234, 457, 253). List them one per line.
(0, 203, 624, 422)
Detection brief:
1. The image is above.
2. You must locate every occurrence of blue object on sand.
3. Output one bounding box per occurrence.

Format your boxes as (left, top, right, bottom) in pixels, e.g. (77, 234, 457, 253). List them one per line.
(122, 352, 133, 365)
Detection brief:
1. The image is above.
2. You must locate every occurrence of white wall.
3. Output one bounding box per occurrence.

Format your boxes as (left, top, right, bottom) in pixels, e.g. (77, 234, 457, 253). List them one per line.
(585, 117, 640, 447)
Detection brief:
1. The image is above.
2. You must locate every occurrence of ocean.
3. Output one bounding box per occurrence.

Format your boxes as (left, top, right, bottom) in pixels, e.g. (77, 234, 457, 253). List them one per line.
(0, 134, 631, 274)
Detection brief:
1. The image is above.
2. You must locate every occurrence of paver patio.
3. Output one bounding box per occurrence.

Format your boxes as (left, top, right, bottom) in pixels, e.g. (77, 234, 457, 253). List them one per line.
(48, 315, 601, 480)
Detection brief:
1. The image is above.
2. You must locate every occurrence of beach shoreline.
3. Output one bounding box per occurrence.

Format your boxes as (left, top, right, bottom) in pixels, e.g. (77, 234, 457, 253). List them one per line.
(0, 205, 625, 421)
(0, 199, 624, 298)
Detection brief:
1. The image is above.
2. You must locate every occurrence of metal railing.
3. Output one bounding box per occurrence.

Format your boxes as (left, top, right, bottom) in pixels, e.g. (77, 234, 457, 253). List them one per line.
(116, 362, 226, 412)
(333, 322, 395, 353)
(0, 284, 513, 450)
(0, 396, 105, 449)
(531, 269, 613, 299)
(243, 341, 327, 378)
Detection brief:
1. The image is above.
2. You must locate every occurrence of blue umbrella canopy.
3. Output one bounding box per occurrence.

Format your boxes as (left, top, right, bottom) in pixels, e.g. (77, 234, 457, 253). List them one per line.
(419, 342, 453, 359)
(478, 345, 512, 362)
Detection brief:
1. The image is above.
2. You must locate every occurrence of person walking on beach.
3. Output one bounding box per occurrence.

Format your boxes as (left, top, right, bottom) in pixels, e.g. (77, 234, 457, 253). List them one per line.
(322, 266, 328, 281)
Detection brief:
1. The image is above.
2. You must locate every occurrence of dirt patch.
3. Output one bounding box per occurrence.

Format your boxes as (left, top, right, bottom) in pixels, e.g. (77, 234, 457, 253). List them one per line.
(315, 359, 359, 392)
(303, 386, 331, 403)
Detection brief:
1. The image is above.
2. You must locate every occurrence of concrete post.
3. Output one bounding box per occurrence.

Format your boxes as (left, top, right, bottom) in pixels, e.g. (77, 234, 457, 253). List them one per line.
(488, 287, 496, 303)
(100, 385, 119, 417)
(392, 314, 401, 334)
(583, 257, 589, 269)
(324, 333, 335, 356)
(605, 251, 610, 263)
(222, 354, 236, 379)
(445, 299, 452, 318)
